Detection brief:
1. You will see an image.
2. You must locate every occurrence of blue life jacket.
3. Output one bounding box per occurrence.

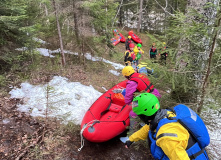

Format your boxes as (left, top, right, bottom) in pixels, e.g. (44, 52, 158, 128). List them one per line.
(148, 104, 210, 160)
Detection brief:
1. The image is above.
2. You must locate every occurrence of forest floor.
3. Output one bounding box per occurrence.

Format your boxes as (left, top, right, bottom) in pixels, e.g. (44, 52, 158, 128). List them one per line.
(0, 30, 162, 159)
(0, 78, 154, 160)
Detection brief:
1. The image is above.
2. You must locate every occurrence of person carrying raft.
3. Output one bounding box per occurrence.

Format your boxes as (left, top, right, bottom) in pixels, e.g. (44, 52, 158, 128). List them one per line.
(115, 66, 160, 119)
(121, 66, 161, 105)
(113, 66, 161, 137)
(124, 93, 210, 160)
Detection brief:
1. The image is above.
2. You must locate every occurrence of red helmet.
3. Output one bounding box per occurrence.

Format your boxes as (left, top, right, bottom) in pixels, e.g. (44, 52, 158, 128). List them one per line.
(129, 43, 135, 48)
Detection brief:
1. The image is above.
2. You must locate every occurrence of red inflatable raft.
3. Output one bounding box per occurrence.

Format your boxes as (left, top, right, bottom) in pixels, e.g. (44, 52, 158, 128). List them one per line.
(111, 29, 126, 46)
(81, 80, 132, 142)
(128, 30, 142, 44)
(113, 29, 126, 42)
(111, 37, 121, 46)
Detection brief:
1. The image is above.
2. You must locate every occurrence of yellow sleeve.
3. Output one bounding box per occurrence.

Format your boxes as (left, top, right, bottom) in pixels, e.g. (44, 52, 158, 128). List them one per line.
(133, 46, 139, 55)
(140, 49, 144, 54)
(156, 122, 190, 160)
(129, 124, 150, 142)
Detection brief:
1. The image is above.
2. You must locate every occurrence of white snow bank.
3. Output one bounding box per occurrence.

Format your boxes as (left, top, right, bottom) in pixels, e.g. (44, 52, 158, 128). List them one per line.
(36, 48, 55, 57)
(84, 53, 124, 70)
(9, 76, 102, 125)
(15, 47, 124, 71)
(109, 70, 120, 76)
(202, 108, 221, 159)
(33, 38, 47, 44)
(49, 49, 124, 70)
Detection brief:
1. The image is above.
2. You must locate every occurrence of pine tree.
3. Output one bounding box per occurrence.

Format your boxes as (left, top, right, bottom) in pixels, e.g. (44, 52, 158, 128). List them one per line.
(162, 2, 221, 114)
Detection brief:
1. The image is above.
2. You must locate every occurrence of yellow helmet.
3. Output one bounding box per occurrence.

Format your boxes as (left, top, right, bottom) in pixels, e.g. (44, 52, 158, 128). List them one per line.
(128, 36, 131, 39)
(122, 66, 135, 77)
(163, 42, 166, 45)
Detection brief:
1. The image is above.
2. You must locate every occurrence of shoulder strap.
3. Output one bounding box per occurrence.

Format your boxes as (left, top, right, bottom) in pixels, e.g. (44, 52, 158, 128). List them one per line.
(130, 76, 153, 93)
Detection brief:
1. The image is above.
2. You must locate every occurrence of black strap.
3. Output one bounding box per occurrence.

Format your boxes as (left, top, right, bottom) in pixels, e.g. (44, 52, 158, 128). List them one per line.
(88, 109, 96, 119)
(189, 148, 205, 160)
(156, 133, 178, 140)
(151, 131, 156, 140)
(99, 120, 126, 125)
(145, 83, 153, 92)
(120, 105, 127, 112)
(166, 107, 176, 115)
(186, 132, 197, 150)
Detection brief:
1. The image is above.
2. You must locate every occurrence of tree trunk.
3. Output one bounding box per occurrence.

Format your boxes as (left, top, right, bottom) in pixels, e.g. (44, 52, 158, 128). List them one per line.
(52, 0, 66, 66)
(137, 0, 143, 32)
(44, 4, 48, 16)
(119, 2, 123, 27)
(197, 11, 221, 114)
(73, 1, 80, 44)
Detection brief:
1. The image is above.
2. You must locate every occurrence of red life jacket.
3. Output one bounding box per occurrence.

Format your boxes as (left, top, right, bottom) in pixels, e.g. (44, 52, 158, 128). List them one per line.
(131, 52, 136, 60)
(151, 47, 156, 53)
(129, 73, 154, 92)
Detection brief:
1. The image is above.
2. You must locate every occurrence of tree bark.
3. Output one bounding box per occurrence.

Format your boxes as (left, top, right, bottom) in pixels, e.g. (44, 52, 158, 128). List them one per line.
(73, 1, 80, 44)
(197, 12, 221, 114)
(137, 0, 143, 32)
(52, 0, 66, 66)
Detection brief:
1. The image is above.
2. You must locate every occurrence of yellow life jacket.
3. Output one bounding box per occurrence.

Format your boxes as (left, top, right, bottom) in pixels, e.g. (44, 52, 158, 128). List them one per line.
(125, 50, 131, 57)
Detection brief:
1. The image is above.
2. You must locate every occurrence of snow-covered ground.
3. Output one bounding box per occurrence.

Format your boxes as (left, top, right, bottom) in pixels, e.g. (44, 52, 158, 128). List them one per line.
(9, 76, 102, 125)
(8, 75, 221, 159)
(16, 47, 123, 75)
(202, 109, 221, 159)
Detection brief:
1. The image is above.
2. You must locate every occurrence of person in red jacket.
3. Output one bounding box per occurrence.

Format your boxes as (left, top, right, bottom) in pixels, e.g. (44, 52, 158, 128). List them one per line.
(121, 66, 160, 105)
(121, 66, 161, 120)
(113, 66, 161, 140)
(122, 66, 154, 104)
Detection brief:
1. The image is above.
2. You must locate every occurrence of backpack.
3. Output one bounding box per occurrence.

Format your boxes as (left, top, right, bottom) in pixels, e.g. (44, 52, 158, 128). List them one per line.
(168, 104, 210, 149)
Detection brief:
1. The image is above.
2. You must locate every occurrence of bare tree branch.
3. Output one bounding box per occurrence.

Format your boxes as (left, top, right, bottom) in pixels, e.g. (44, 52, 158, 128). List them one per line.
(112, 0, 124, 27)
(154, 0, 175, 17)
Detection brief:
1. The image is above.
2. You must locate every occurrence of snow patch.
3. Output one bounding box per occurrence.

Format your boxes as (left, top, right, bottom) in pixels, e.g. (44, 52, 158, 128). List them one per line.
(15, 47, 124, 70)
(33, 38, 47, 44)
(9, 76, 102, 125)
(109, 70, 120, 76)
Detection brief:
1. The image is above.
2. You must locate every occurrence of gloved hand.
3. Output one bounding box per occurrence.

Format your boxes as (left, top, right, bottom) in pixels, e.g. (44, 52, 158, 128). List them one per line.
(112, 89, 123, 93)
(125, 140, 133, 148)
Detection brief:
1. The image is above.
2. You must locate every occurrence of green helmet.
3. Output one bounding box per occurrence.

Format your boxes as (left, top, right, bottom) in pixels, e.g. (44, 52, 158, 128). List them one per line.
(132, 93, 160, 116)
(137, 43, 142, 48)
